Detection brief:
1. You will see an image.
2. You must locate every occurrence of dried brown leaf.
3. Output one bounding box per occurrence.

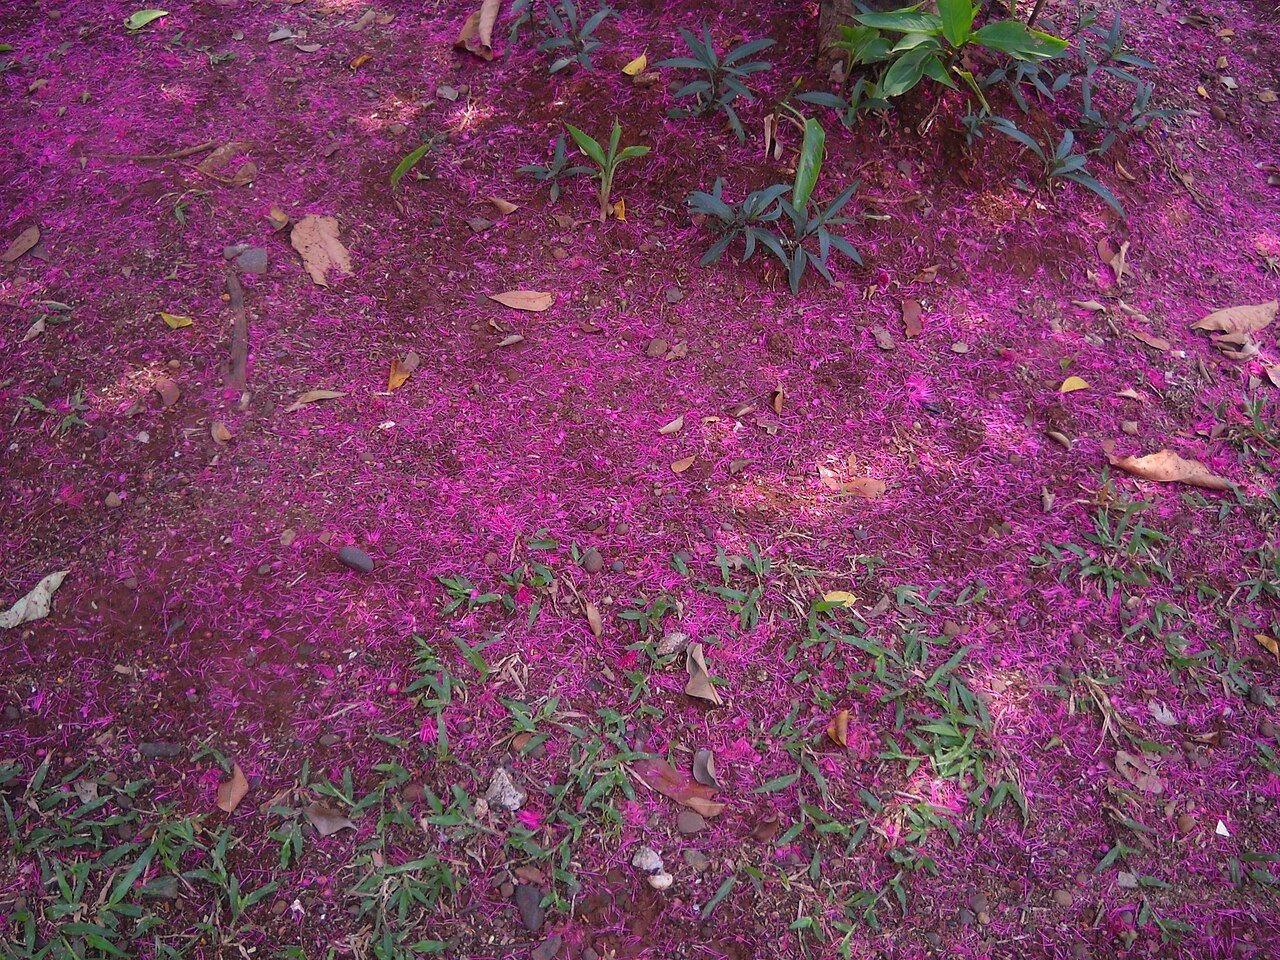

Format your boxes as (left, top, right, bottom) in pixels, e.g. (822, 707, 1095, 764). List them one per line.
(657, 414, 683, 436)
(154, 378, 180, 408)
(285, 389, 346, 413)
(488, 290, 553, 312)
(1115, 750, 1164, 794)
(631, 757, 725, 818)
(842, 477, 886, 499)
(1129, 329, 1171, 351)
(290, 215, 352, 287)
(216, 763, 250, 812)
(1107, 449, 1231, 490)
(197, 141, 249, 174)
(585, 601, 603, 639)
(2, 225, 40, 263)
(1192, 300, 1277, 335)
(211, 421, 232, 444)
(388, 351, 419, 391)
(902, 298, 923, 338)
(1257, 634, 1279, 659)
(303, 802, 356, 836)
(489, 196, 518, 215)
(684, 643, 723, 705)
(671, 455, 695, 474)
(455, 0, 501, 60)
(266, 206, 290, 231)
(827, 710, 850, 747)
(692, 748, 719, 788)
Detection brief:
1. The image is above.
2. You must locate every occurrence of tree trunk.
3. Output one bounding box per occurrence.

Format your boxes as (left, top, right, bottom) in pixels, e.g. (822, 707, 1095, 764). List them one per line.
(817, 0, 856, 61)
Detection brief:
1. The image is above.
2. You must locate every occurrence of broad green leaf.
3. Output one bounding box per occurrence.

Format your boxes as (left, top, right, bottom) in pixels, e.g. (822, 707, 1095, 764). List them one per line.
(565, 123, 606, 168)
(937, 0, 975, 47)
(855, 8, 943, 34)
(124, 9, 169, 31)
(878, 47, 932, 97)
(792, 117, 825, 212)
(971, 21, 1067, 61)
(390, 143, 432, 187)
(618, 145, 649, 160)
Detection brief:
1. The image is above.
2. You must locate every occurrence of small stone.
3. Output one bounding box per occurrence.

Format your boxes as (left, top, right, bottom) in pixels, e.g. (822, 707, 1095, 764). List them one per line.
(656, 631, 689, 657)
(319, 733, 340, 747)
(951, 341, 971, 354)
(1249, 684, 1267, 706)
(942, 620, 963, 638)
(614, 522, 630, 535)
(610, 560, 624, 573)
(468, 217, 493, 233)
(677, 810, 706, 835)
(4, 705, 21, 721)
(1071, 631, 1088, 650)
(1117, 871, 1138, 889)
(485, 767, 526, 812)
(280, 528, 297, 547)
(1056, 664, 1076, 683)
(871, 326, 896, 351)
(664, 285, 684, 304)
(513, 883, 544, 931)
(436, 84, 459, 101)
(552, 247, 569, 260)
(337, 546, 375, 574)
(403, 783, 424, 802)
(47, 374, 66, 390)
(631, 846, 663, 873)
(683, 849, 710, 872)
(1070, 945, 1090, 960)
(959, 908, 975, 926)
(235, 247, 268, 275)
(645, 337, 669, 358)
(1052, 888, 1073, 908)
(223, 243, 249, 260)
(1261, 718, 1276, 738)
(104, 492, 122, 509)
(138, 742, 182, 760)
(1177, 813, 1196, 833)
(647, 870, 674, 891)
(969, 893, 988, 913)
(531, 936, 562, 960)
(582, 548, 604, 573)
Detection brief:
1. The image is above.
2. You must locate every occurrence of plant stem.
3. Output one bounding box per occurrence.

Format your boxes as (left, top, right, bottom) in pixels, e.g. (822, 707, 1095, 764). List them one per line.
(1026, 0, 1048, 29)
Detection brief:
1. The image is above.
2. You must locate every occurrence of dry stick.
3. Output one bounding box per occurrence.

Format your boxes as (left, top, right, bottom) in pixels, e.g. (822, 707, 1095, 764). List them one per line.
(96, 140, 220, 161)
(225, 271, 249, 391)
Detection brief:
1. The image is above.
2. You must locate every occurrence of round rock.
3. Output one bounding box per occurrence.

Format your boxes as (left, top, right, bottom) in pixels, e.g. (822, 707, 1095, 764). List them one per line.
(338, 545, 375, 574)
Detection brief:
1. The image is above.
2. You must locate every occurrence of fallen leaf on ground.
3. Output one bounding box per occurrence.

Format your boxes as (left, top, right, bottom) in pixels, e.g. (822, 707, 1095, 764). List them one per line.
(684, 643, 723, 705)
(489, 196, 518, 215)
(1192, 300, 1276, 335)
(23, 318, 45, 342)
(827, 709, 850, 747)
(488, 290, 553, 312)
(266, 206, 289, 231)
(497, 333, 524, 347)
(1115, 750, 1164, 794)
(160, 312, 193, 329)
(1257, 634, 1279, 659)
(388, 350, 419, 391)
(622, 52, 647, 76)
(211, 422, 232, 444)
(0, 570, 70, 629)
(585, 601, 603, 639)
(124, 9, 169, 31)
(2, 225, 40, 263)
(216, 763, 250, 812)
(671, 455, 695, 474)
(455, 0, 501, 60)
(658, 415, 683, 435)
(1060, 376, 1090, 393)
(901, 298, 923, 338)
(196, 141, 249, 175)
(1107, 449, 1231, 490)
(1128, 329, 1170, 351)
(843, 477, 886, 499)
(303, 802, 355, 836)
(613, 198, 627, 221)
(631, 757, 725, 818)
(824, 590, 858, 606)
(290, 215, 352, 287)
(751, 808, 780, 842)
(692, 748, 719, 787)
(1072, 299, 1107, 312)
(348, 53, 372, 70)
(1098, 238, 1129, 284)
(154, 378, 180, 407)
(285, 389, 346, 413)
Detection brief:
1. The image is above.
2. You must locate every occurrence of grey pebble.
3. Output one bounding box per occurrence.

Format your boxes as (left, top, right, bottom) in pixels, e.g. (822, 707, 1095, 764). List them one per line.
(223, 243, 249, 260)
(683, 849, 710, 872)
(677, 810, 706, 835)
(610, 560, 624, 573)
(338, 545, 375, 574)
(582, 548, 604, 573)
(139, 742, 182, 759)
(235, 247, 269, 275)
(514, 883, 544, 931)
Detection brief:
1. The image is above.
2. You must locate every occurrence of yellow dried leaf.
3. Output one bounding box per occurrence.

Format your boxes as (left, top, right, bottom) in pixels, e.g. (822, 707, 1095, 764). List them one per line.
(613, 198, 626, 221)
(160, 312, 194, 329)
(210, 422, 232, 444)
(349, 53, 372, 70)
(1060, 376, 1090, 393)
(216, 763, 250, 813)
(585, 601, 603, 639)
(388, 350, 419, 391)
(824, 590, 858, 606)
(826, 710, 849, 747)
(622, 52, 647, 76)
(488, 290, 554, 312)
(842, 477, 886, 499)
(671, 455, 695, 474)
(685, 643, 723, 705)
(1257, 634, 1279, 659)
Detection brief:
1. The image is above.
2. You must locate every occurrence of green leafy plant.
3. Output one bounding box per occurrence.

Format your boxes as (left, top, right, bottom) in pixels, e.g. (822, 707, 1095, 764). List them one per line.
(564, 119, 650, 221)
(838, 0, 1067, 105)
(512, 0, 613, 73)
(390, 133, 446, 188)
(988, 119, 1125, 216)
(657, 26, 775, 142)
(517, 133, 593, 202)
(688, 119, 862, 293)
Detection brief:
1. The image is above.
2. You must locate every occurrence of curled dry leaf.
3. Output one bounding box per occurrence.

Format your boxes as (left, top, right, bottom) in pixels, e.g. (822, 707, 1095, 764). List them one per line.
(285, 389, 346, 413)
(684, 643, 723, 705)
(455, 0, 501, 60)
(631, 757, 725, 818)
(658, 414, 683, 435)
(902, 298, 923, 338)
(1072, 299, 1108, 312)
(154, 378, 180, 408)
(1192, 300, 1276, 335)
(2, 225, 40, 263)
(160, 312, 193, 329)
(1128, 329, 1170, 351)
(670, 455, 695, 474)
(23, 318, 45, 342)
(211, 421, 232, 444)
(290, 215, 352, 287)
(497, 334, 525, 347)
(1060, 376, 1090, 393)
(1107, 449, 1231, 490)
(585, 601, 603, 639)
(692, 748, 719, 788)
(1115, 750, 1164, 794)
(303, 802, 356, 837)
(488, 196, 518, 215)
(488, 290, 554, 312)
(216, 763, 250, 813)
(1257, 634, 1279, 659)
(827, 709, 850, 747)
(0, 570, 69, 629)
(266, 206, 290, 231)
(1098, 237, 1129, 284)
(622, 52, 647, 76)
(388, 350, 419, 391)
